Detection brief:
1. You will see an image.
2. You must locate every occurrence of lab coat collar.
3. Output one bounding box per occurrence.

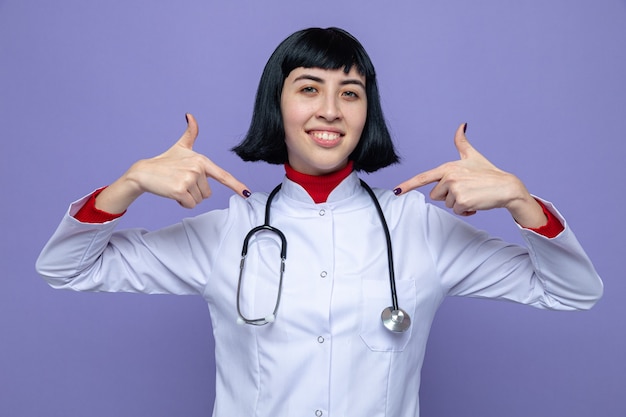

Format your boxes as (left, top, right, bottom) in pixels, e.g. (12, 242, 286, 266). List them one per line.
(280, 171, 365, 206)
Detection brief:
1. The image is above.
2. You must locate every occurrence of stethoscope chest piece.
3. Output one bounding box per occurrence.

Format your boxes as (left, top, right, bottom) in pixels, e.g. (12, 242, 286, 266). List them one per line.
(381, 306, 411, 333)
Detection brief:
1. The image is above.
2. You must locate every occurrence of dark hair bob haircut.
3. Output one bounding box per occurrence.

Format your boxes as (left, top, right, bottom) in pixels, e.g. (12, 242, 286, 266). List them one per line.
(232, 27, 399, 173)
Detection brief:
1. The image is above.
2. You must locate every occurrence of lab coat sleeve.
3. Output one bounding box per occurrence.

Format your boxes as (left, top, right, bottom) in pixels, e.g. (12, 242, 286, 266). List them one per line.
(35, 193, 231, 295)
(425, 197, 603, 310)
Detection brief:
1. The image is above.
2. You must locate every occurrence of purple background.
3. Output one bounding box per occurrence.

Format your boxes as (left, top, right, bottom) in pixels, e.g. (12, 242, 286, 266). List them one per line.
(1, 1, 624, 416)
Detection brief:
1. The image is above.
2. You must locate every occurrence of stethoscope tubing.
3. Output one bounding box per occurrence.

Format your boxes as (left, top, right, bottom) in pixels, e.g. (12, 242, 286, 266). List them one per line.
(236, 179, 410, 332)
(237, 185, 286, 326)
(359, 180, 400, 313)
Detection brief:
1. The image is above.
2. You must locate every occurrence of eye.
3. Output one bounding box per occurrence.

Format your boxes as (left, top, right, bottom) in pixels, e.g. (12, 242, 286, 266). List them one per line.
(300, 86, 318, 94)
(342, 90, 360, 99)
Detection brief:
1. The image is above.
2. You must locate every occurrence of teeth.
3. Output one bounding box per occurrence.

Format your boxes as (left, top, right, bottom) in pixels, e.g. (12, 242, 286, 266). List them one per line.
(312, 132, 340, 141)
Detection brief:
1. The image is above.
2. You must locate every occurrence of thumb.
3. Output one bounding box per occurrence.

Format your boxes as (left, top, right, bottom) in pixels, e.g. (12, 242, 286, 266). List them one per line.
(454, 122, 474, 159)
(177, 113, 199, 149)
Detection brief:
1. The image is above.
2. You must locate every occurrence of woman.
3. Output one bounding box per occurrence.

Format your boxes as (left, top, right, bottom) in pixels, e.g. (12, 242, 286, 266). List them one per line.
(36, 27, 602, 417)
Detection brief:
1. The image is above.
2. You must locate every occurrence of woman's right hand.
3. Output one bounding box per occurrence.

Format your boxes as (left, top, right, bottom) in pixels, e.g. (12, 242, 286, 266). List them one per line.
(94, 113, 251, 214)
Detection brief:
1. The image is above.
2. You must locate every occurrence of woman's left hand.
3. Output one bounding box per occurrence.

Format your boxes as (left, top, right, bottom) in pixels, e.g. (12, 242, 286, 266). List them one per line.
(393, 123, 547, 228)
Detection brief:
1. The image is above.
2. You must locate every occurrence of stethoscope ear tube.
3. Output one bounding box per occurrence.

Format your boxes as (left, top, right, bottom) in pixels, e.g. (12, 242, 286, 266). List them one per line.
(236, 185, 287, 326)
(240, 225, 287, 260)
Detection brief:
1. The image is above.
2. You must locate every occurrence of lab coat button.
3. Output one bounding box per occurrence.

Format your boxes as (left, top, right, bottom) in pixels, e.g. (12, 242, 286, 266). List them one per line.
(315, 410, 323, 416)
(317, 336, 325, 343)
(320, 271, 327, 278)
(318, 209, 325, 216)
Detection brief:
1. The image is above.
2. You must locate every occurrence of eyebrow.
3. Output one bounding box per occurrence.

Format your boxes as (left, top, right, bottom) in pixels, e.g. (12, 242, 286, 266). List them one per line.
(293, 74, 366, 89)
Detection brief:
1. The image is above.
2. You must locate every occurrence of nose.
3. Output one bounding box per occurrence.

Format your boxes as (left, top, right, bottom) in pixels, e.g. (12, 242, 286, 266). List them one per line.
(317, 95, 342, 122)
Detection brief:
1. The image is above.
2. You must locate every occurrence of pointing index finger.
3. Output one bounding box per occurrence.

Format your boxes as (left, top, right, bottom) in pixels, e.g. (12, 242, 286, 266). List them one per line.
(393, 165, 445, 196)
(204, 158, 251, 198)
(393, 123, 473, 196)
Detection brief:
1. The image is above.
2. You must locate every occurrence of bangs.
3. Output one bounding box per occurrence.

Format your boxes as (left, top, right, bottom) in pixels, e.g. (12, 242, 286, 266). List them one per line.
(280, 28, 374, 78)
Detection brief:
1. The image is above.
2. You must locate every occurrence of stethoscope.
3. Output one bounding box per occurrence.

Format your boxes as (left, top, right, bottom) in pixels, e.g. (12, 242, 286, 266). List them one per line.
(236, 179, 411, 333)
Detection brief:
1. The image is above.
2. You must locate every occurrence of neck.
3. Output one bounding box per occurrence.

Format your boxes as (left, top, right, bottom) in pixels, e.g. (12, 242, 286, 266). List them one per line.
(284, 161, 354, 203)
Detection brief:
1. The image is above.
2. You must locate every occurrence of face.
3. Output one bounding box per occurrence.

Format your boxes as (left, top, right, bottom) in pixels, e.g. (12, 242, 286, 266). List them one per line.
(280, 66, 367, 175)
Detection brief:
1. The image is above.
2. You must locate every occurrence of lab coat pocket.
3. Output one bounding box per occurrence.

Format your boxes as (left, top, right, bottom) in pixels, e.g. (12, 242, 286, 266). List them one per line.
(359, 279, 416, 352)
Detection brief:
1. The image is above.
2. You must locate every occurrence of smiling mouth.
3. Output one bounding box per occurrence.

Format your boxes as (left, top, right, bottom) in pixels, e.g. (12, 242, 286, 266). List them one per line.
(310, 131, 342, 141)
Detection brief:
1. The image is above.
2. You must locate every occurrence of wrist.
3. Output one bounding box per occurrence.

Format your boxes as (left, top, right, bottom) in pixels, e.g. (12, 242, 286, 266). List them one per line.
(94, 169, 144, 214)
(506, 191, 547, 228)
